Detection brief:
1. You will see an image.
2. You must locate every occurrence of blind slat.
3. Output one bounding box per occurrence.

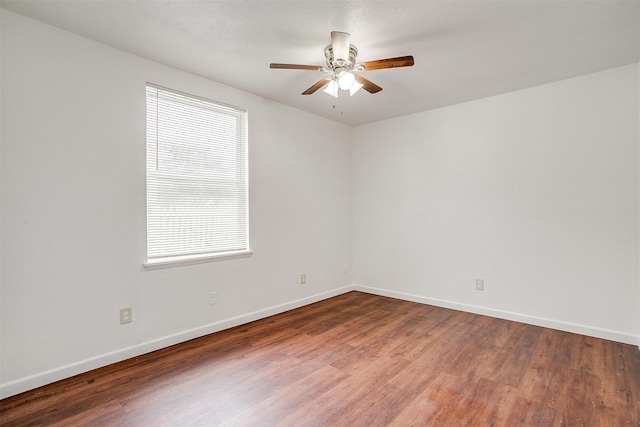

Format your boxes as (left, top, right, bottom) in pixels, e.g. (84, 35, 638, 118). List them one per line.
(146, 84, 249, 260)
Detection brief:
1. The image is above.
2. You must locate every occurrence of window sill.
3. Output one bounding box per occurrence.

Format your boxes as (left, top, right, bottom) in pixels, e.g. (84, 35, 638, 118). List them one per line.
(144, 250, 253, 270)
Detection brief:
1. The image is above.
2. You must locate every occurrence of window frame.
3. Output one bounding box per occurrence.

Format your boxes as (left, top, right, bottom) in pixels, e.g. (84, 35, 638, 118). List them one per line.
(143, 83, 251, 270)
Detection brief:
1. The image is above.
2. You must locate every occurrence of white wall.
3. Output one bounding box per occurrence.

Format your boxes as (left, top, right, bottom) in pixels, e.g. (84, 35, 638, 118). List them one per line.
(353, 64, 639, 345)
(0, 10, 352, 398)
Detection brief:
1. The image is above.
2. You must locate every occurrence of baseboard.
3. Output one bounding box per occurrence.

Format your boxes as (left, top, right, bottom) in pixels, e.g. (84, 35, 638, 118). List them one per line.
(3, 284, 637, 399)
(0, 286, 354, 400)
(353, 285, 640, 347)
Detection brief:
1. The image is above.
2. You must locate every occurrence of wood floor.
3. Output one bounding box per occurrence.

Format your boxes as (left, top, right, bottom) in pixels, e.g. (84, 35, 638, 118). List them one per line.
(2, 291, 639, 426)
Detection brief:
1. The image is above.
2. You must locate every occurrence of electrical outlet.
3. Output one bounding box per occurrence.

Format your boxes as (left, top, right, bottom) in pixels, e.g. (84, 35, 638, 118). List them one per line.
(300, 273, 306, 284)
(476, 279, 484, 291)
(120, 307, 132, 324)
(209, 291, 217, 305)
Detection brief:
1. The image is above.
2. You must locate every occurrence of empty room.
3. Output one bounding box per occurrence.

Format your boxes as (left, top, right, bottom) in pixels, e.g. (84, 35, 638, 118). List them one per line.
(1, 1, 639, 425)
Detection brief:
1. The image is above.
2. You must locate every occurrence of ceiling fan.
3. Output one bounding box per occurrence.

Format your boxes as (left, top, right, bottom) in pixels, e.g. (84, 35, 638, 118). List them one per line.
(270, 31, 414, 97)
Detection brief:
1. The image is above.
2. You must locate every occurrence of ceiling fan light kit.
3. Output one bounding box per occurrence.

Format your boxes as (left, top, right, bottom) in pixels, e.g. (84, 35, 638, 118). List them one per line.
(270, 31, 414, 98)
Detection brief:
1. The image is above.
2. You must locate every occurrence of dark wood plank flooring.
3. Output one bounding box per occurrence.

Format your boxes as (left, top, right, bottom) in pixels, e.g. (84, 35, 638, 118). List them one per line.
(2, 291, 639, 426)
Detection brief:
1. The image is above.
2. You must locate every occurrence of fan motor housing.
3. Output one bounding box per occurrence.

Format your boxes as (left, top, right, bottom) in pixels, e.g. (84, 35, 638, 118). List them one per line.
(325, 45, 359, 70)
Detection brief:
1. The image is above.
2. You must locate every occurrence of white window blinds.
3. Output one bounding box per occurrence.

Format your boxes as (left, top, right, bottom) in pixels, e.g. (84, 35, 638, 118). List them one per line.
(146, 84, 249, 265)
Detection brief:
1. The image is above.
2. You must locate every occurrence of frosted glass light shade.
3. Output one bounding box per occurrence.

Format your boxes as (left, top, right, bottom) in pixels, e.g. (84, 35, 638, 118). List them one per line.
(349, 81, 363, 96)
(323, 80, 339, 97)
(338, 71, 356, 90)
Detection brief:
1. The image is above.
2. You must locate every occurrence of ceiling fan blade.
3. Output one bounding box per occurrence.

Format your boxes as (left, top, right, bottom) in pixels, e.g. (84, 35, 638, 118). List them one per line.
(270, 63, 322, 71)
(354, 74, 382, 94)
(362, 56, 414, 71)
(302, 77, 331, 95)
(331, 31, 351, 64)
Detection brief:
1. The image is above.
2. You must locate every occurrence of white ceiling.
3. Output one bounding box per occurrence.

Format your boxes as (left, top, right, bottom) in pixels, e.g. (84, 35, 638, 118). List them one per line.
(2, 0, 639, 126)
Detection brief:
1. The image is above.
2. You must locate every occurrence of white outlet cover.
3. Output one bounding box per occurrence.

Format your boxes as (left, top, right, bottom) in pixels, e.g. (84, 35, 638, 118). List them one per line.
(120, 307, 132, 324)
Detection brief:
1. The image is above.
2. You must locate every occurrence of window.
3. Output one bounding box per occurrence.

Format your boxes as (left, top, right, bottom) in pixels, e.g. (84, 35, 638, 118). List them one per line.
(145, 84, 250, 268)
